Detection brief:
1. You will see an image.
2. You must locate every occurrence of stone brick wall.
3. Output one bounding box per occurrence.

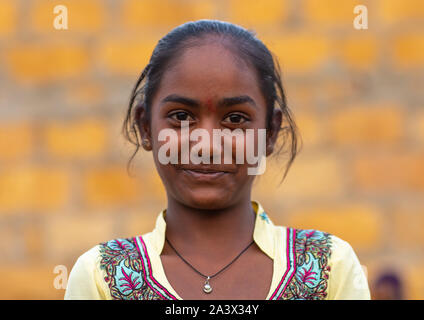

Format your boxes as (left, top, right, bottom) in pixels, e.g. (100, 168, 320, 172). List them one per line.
(0, 0, 423, 299)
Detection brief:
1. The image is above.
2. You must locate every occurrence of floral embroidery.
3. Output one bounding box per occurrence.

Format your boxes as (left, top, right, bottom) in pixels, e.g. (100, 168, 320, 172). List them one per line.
(115, 259, 143, 295)
(276, 228, 333, 300)
(99, 237, 164, 300)
(99, 228, 333, 300)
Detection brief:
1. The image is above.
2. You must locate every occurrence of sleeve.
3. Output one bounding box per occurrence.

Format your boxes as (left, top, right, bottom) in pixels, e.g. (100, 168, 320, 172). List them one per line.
(327, 235, 371, 300)
(64, 245, 111, 300)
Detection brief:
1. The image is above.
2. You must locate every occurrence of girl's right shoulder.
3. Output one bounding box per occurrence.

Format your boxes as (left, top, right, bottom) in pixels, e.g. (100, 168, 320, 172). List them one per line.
(64, 243, 108, 300)
(64, 237, 140, 300)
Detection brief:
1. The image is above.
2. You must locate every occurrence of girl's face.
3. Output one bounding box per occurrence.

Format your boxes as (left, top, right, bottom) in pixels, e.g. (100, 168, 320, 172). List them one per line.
(141, 41, 277, 210)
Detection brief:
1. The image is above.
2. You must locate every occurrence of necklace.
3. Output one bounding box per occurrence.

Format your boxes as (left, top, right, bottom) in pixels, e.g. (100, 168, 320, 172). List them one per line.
(165, 237, 255, 294)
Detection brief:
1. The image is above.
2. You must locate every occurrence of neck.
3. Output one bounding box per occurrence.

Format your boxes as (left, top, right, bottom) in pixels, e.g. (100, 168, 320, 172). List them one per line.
(163, 195, 256, 258)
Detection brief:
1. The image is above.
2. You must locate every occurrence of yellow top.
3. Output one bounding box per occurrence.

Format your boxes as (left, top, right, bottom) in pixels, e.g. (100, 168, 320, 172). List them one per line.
(64, 201, 371, 300)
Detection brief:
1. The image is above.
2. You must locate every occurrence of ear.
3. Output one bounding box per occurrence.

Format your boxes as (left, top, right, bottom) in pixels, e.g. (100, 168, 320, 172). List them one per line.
(266, 108, 282, 156)
(135, 103, 153, 151)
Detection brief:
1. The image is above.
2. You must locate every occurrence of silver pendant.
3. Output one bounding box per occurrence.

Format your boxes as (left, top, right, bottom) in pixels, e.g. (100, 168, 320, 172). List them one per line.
(203, 276, 212, 293)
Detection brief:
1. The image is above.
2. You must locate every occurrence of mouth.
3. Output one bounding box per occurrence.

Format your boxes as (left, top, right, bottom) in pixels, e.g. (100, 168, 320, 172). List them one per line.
(176, 166, 234, 181)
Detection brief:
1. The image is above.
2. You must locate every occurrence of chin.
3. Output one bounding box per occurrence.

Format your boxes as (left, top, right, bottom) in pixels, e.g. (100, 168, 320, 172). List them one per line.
(180, 188, 234, 210)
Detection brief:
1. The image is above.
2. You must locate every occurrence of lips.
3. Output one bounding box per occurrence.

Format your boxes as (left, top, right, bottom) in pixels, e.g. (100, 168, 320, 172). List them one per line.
(183, 169, 226, 180)
(175, 165, 235, 181)
(176, 165, 236, 173)
(184, 168, 226, 174)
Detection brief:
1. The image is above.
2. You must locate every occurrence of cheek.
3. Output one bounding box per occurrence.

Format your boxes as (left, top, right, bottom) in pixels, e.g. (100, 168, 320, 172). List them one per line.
(152, 129, 179, 170)
(227, 129, 267, 170)
(152, 125, 188, 164)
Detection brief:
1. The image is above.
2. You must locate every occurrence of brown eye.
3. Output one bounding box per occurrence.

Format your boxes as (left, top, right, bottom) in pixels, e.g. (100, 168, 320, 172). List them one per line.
(169, 111, 194, 122)
(224, 113, 248, 124)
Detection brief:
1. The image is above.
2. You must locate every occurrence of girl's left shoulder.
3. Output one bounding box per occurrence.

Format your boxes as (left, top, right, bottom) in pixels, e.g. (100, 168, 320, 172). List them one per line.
(288, 226, 359, 259)
(287, 227, 371, 299)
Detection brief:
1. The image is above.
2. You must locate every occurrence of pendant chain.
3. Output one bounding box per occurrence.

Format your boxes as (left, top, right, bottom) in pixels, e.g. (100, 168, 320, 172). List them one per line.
(165, 237, 254, 281)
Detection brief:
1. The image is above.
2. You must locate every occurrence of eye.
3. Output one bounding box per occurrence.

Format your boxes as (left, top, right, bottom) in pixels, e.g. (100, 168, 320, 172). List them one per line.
(168, 111, 194, 122)
(223, 113, 249, 124)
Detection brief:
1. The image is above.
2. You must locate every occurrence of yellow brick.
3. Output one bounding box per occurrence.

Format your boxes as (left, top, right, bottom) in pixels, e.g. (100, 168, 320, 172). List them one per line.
(379, 0, 424, 23)
(107, 146, 166, 201)
(329, 105, 404, 146)
(0, 121, 33, 160)
(413, 111, 424, 144)
(228, 0, 288, 26)
(23, 223, 44, 261)
(285, 83, 315, 113)
(287, 204, 383, 250)
(392, 205, 424, 249)
(7, 42, 89, 83)
(305, 0, 370, 25)
(45, 214, 116, 259)
(404, 262, 424, 299)
(311, 78, 356, 104)
(97, 38, 157, 75)
(121, 0, 215, 29)
(254, 152, 344, 199)
(283, 153, 344, 197)
(263, 34, 331, 72)
(83, 165, 143, 208)
(143, 169, 167, 201)
(294, 112, 326, 147)
(66, 82, 104, 106)
(0, 165, 70, 213)
(393, 33, 424, 68)
(0, 223, 19, 260)
(353, 152, 424, 192)
(0, 0, 16, 36)
(122, 208, 158, 238)
(31, 0, 105, 33)
(107, 119, 132, 162)
(0, 264, 66, 299)
(337, 35, 378, 69)
(43, 118, 107, 159)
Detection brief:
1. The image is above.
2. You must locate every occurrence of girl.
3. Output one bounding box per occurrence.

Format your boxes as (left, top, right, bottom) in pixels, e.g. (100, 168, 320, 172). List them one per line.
(65, 19, 370, 300)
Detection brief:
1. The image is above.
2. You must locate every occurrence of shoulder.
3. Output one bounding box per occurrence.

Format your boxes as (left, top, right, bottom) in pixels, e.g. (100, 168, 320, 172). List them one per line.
(291, 227, 333, 247)
(288, 227, 334, 262)
(96, 236, 166, 300)
(324, 233, 371, 299)
(65, 237, 141, 300)
(279, 227, 370, 300)
(289, 227, 363, 276)
(64, 244, 109, 299)
(287, 227, 359, 263)
(68, 237, 141, 275)
(288, 226, 365, 277)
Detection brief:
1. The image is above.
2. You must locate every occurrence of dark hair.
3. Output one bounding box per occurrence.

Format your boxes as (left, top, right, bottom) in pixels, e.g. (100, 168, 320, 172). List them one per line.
(122, 19, 302, 184)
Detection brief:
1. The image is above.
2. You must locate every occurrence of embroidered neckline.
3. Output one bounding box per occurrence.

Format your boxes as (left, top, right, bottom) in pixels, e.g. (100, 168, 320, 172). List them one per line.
(99, 227, 332, 300)
(134, 236, 177, 300)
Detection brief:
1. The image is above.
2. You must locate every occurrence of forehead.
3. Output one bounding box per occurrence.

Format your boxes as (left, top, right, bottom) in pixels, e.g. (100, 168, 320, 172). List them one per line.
(155, 42, 263, 101)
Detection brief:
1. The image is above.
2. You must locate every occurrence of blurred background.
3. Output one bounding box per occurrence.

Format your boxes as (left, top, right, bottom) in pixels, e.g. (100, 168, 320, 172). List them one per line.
(0, 0, 423, 299)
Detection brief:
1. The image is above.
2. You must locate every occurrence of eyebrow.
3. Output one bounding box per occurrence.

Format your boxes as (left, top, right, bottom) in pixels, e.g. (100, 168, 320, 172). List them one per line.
(161, 94, 257, 109)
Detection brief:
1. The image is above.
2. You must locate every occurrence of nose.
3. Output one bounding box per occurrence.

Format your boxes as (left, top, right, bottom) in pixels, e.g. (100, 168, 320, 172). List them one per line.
(193, 117, 246, 166)
(190, 118, 224, 164)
